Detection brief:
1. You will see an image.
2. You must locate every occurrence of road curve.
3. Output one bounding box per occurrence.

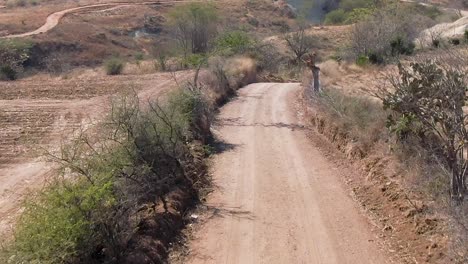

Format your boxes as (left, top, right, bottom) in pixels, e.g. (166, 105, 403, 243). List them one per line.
(0, 0, 201, 39)
(185, 83, 390, 264)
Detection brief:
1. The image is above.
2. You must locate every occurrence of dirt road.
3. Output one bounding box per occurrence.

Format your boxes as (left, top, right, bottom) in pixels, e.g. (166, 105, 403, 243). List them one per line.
(185, 83, 390, 264)
(0, 0, 202, 39)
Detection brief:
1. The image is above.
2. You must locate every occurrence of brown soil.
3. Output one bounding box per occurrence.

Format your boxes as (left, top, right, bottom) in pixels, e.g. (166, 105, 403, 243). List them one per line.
(179, 83, 391, 263)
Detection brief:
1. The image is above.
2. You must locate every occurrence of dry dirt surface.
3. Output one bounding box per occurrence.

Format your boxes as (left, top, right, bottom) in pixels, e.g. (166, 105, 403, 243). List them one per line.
(184, 83, 391, 264)
(0, 70, 191, 237)
(0, 0, 207, 39)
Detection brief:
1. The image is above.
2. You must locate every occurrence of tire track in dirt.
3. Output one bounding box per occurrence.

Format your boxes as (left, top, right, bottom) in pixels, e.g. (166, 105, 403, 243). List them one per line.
(184, 83, 391, 264)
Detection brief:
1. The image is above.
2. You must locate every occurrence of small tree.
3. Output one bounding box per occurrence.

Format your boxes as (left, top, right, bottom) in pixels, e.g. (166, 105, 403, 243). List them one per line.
(0, 40, 32, 80)
(104, 57, 125, 75)
(168, 3, 218, 57)
(377, 61, 468, 202)
(284, 22, 316, 64)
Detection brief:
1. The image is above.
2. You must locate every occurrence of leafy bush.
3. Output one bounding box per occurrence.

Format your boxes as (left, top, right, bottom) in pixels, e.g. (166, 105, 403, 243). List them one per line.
(2, 87, 212, 263)
(0, 65, 17, 80)
(215, 31, 254, 56)
(0, 39, 33, 80)
(324, 9, 347, 25)
(390, 36, 415, 56)
(344, 8, 373, 24)
(104, 58, 125, 75)
(464, 30, 468, 43)
(134, 52, 144, 67)
(182, 53, 207, 68)
(356, 55, 369, 67)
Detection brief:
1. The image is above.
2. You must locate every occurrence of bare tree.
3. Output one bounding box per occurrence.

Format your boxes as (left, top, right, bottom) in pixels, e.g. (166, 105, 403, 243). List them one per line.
(284, 23, 316, 64)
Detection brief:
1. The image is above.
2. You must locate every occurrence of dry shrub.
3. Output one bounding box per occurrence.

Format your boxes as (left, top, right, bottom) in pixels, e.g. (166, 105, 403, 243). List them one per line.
(122, 60, 159, 75)
(310, 87, 387, 151)
(199, 56, 257, 105)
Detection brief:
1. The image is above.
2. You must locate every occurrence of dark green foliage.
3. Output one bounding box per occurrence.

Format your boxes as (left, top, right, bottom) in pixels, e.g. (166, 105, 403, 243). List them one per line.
(356, 55, 369, 67)
(368, 52, 384, 64)
(104, 57, 125, 75)
(0, 65, 17, 80)
(324, 9, 347, 24)
(390, 36, 415, 56)
(0, 39, 33, 81)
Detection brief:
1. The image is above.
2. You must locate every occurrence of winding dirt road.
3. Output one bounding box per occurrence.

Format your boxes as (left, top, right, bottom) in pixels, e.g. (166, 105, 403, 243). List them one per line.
(185, 83, 390, 264)
(0, 0, 201, 39)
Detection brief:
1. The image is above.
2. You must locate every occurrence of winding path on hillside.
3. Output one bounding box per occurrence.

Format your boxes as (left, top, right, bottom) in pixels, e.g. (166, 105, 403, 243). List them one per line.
(0, 0, 201, 39)
(184, 83, 391, 264)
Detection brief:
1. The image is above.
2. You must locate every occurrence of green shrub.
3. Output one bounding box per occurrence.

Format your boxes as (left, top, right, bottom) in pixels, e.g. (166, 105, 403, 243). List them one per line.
(324, 9, 347, 25)
(6, 177, 114, 263)
(0, 39, 33, 80)
(344, 8, 373, 24)
(0, 65, 17, 80)
(390, 36, 415, 56)
(182, 53, 207, 68)
(104, 58, 125, 75)
(215, 31, 254, 56)
(339, 0, 374, 12)
(464, 30, 468, 43)
(134, 52, 144, 66)
(356, 55, 369, 67)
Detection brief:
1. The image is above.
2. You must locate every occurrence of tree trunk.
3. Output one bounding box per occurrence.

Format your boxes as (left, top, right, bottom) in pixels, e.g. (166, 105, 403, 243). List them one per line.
(312, 66, 320, 93)
(451, 167, 465, 202)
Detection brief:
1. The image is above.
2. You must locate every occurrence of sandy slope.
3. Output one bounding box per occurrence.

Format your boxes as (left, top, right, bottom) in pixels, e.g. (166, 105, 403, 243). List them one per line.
(185, 83, 390, 264)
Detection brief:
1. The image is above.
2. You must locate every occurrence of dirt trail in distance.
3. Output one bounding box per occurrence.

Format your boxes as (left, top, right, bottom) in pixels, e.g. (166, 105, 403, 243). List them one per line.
(0, 0, 203, 39)
(185, 83, 391, 264)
